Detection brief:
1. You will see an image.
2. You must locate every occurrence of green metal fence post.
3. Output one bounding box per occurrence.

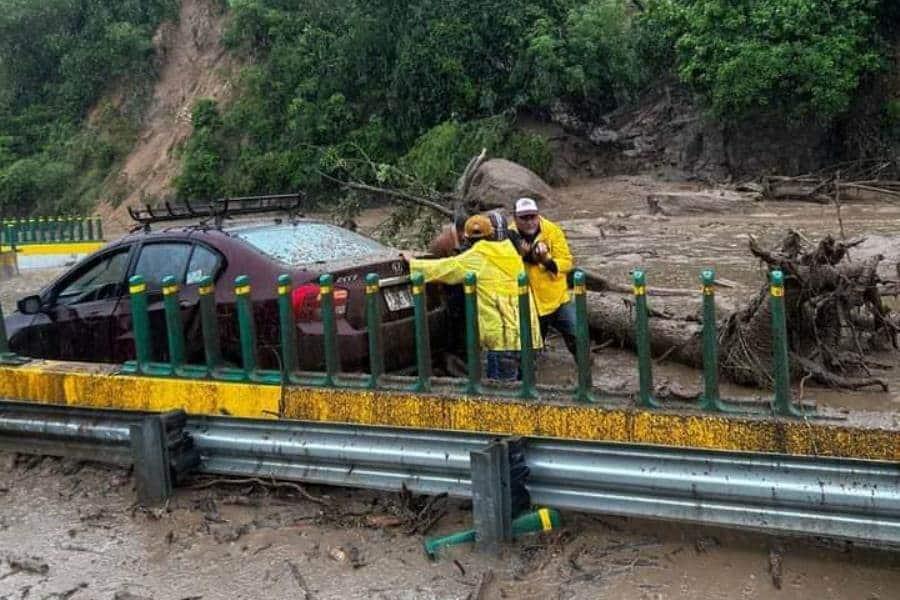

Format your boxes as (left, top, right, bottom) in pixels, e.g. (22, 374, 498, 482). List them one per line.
(86, 217, 94, 241)
(129, 275, 152, 373)
(161, 275, 186, 373)
(365, 273, 384, 390)
(633, 270, 660, 409)
(76, 217, 84, 241)
(573, 270, 594, 402)
(319, 274, 338, 387)
(518, 272, 538, 400)
(411, 272, 432, 393)
(770, 270, 803, 417)
(698, 269, 728, 412)
(95, 217, 103, 241)
(48, 218, 57, 242)
(234, 275, 257, 378)
(197, 276, 222, 374)
(464, 272, 481, 395)
(277, 274, 299, 379)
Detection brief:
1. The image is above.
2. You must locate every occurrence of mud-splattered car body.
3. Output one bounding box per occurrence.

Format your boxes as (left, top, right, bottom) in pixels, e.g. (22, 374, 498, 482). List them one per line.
(6, 219, 445, 371)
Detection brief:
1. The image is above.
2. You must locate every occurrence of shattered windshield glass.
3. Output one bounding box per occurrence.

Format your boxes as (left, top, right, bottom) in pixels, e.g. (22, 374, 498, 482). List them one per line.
(234, 222, 388, 265)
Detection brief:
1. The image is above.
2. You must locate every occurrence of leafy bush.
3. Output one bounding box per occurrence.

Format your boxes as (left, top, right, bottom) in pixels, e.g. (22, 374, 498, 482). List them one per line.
(641, 0, 885, 122)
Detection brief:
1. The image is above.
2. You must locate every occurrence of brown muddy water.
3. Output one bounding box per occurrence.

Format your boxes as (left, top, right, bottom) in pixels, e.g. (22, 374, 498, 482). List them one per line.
(2, 176, 900, 597)
(1, 454, 899, 600)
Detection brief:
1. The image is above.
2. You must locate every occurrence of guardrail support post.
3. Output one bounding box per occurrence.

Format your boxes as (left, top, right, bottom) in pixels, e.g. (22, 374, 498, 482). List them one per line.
(517, 272, 538, 399)
(411, 272, 432, 393)
(464, 272, 481, 395)
(129, 414, 173, 506)
(234, 275, 257, 379)
(470, 440, 513, 555)
(277, 274, 299, 380)
(197, 276, 222, 374)
(320, 274, 338, 387)
(770, 270, 804, 417)
(162, 275, 186, 372)
(573, 270, 594, 402)
(633, 270, 661, 409)
(129, 275, 152, 373)
(365, 273, 384, 389)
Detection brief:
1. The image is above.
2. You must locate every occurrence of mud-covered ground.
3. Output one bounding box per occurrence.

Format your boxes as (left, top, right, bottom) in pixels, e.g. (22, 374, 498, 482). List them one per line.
(1, 453, 899, 600)
(3, 175, 900, 598)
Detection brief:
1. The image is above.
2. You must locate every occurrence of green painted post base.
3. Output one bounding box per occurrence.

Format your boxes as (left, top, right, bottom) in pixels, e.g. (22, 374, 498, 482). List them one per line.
(424, 508, 562, 558)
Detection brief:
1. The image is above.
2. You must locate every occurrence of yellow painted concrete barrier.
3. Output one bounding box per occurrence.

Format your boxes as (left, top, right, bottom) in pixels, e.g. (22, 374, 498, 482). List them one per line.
(0, 241, 105, 256)
(0, 361, 897, 462)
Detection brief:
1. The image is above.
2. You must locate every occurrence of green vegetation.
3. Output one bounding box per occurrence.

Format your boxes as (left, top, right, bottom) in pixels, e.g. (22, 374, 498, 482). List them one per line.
(0, 0, 897, 215)
(0, 0, 177, 216)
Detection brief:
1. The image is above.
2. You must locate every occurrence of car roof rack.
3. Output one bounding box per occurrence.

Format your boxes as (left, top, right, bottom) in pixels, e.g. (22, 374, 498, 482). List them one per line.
(127, 193, 305, 231)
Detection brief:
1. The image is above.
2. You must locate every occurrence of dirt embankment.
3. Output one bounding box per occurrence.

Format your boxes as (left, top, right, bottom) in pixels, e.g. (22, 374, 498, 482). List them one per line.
(97, 0, 236, 234)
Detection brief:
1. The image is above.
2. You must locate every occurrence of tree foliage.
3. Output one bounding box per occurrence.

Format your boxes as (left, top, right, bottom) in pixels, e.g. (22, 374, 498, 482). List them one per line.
(0, 0, 176, 216)
(641, 0, 886, 121)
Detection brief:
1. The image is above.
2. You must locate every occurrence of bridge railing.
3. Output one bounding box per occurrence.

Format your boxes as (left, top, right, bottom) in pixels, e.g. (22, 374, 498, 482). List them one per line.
(1, 216, 104, 248)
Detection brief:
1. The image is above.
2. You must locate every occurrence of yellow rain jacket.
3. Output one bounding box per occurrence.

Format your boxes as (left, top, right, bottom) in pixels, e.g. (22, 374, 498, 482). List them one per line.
(410, 240, 542, 351)
(510, 217, 574, 316)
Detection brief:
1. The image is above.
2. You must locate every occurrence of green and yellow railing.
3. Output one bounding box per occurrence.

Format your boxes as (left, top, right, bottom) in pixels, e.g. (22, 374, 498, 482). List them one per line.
(94, 265, 812, 417)
(1, 216, 104, 253)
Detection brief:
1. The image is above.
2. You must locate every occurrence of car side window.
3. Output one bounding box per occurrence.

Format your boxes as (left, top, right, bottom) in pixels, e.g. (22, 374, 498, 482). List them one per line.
(56, 249, 131, 306)
(185, 245, 221, 285)
(133, 243, 192, 291)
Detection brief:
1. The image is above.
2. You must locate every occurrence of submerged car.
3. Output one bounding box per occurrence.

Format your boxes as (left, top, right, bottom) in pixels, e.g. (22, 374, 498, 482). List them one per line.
(5, 198, 445, 371)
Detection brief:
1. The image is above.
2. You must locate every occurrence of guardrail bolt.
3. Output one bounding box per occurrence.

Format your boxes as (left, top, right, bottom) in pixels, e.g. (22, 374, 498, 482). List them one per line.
(365, 273, 384, 390)
(517, 272, 538, 399)
(277, 274, 299, 378)
(464, 271, 481, 395)
(197, 276, 222, 373)
(234, 275, 258, 378)
(319, 273, 338, 387)
(573, 270, 594, 402)
(770, 270, 803, 417)
(633, 270, 660, 409)
(411, 271, 432, 393)
(129, 275, 152, 372)
(162, 275, 186, 372)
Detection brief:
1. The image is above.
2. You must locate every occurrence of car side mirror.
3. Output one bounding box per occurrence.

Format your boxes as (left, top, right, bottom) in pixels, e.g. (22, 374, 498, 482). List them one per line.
(17, 295, 42, 315)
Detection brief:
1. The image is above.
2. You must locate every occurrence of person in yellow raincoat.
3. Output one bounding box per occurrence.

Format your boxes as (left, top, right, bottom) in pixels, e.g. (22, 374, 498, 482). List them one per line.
(508, 197, 577, 358)
(403, 214, 542, 380)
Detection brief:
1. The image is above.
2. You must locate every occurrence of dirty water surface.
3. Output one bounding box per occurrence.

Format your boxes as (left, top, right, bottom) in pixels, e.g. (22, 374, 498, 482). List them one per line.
(1, 454, 899, 600)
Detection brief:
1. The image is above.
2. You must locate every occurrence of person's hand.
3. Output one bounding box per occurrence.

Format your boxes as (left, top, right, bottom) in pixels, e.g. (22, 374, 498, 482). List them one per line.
(533, 241, 550, 263)
(516, 241, 532, 257)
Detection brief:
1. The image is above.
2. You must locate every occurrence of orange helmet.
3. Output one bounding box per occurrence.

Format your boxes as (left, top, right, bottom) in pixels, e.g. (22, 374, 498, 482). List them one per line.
(464, 214, 495, 240)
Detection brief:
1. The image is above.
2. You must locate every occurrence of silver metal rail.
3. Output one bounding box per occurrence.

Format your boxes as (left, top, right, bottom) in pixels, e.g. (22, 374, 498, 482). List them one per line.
(1, 401, 898, 546)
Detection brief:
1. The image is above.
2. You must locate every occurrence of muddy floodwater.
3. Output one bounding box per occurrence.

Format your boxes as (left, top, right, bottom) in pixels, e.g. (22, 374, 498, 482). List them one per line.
(2, 175, 900, 597)
(1, 454, 899, 600)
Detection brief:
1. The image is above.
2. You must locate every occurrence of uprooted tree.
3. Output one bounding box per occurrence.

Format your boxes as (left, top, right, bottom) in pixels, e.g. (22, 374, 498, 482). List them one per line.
(586, 231, 898, 391)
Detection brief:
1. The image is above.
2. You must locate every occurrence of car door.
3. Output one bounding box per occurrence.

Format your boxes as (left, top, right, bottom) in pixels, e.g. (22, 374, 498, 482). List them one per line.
(44, 246, 134, 362)
(111, 241, 222, 363)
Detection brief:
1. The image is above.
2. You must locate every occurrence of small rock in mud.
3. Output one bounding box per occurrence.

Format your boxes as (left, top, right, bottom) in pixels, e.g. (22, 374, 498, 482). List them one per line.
(5, 554, 50, 576)
(328, 545, 365, 568)
(113, 591, 154, 600)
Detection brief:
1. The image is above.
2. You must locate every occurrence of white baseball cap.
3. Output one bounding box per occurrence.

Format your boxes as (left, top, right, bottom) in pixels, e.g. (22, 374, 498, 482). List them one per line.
(515, 197, 539, 216)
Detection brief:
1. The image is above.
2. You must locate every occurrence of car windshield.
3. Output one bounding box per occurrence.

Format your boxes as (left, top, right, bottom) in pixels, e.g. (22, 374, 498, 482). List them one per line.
(233, 222, 388, 265)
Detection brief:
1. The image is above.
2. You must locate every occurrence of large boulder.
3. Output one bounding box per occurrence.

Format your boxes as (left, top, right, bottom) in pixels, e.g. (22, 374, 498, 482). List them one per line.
(465, 159, 556, 211)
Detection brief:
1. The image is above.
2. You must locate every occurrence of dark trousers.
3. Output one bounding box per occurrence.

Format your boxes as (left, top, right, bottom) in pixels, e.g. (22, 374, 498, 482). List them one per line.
(539, 301, 577, 357)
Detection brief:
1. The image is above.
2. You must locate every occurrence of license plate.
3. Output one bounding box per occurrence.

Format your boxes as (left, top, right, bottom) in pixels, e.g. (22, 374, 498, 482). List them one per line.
(383, 286, 414, 311)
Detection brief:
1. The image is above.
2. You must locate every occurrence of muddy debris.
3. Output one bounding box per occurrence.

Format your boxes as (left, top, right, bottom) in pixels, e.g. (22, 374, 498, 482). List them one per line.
(3, 554, 50, 577)
(768, 545, 785, 590)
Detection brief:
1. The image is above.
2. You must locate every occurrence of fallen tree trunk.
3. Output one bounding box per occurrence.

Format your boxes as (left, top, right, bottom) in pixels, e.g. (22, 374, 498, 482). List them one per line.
(585, 232, 897, 392)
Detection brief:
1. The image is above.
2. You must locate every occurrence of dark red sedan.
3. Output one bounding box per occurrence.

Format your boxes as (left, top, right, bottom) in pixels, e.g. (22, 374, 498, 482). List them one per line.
(6, 217, 446, 371)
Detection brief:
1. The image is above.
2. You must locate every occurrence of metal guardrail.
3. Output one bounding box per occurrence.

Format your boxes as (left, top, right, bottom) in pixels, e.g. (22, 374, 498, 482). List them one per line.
(1, 401, 898, 546)
(2, 216, 104, 247)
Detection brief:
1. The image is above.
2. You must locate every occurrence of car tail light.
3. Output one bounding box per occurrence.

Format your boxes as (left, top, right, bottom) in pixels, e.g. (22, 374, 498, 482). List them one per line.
(291, 284, 349, 321)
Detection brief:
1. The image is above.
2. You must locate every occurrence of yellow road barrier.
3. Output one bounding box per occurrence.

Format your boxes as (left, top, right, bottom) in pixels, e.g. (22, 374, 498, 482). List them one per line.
(0, 361, 897, 461)
(0, 242, 105, 256)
